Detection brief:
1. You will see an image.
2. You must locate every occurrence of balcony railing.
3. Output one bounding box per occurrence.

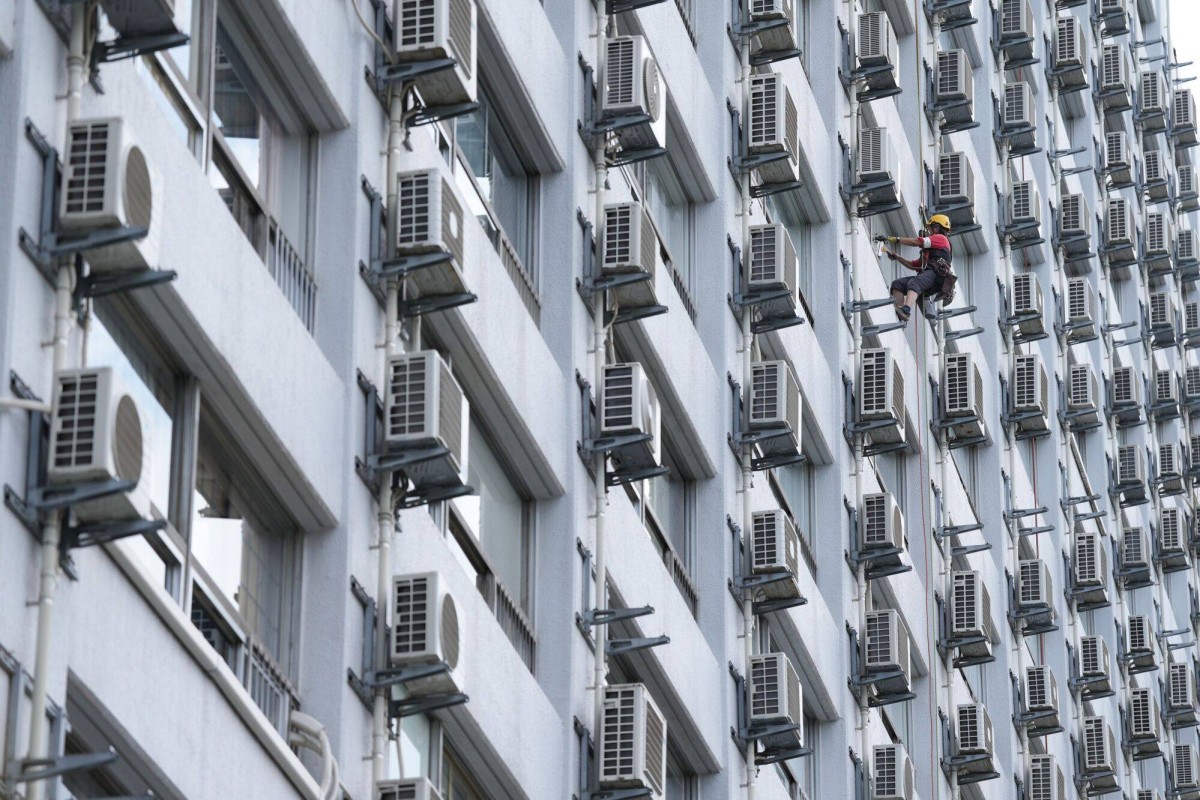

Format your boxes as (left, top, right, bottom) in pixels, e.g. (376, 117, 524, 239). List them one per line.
(487, 577, 537, 673)
(268, 220, 318, 334)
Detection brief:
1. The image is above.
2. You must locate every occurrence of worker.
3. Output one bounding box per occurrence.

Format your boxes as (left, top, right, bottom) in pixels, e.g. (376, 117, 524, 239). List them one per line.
(874, 214, 957, 324)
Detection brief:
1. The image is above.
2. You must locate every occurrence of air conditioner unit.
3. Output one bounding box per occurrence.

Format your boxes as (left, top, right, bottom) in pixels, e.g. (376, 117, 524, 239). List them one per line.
(377, 777, 442, 800)
(748, 72, 800, 185)
(1179, 230, 1198, 272)
(749, 652, 803, 742)
(857, 128, 901, 204)
(1159, 506, 1187, 559)
(1180, 164, 1199, 206)
(1145, 148, 1170, 187)
(1175, 89, 1198, 144)
(1053, 16, 1087, 87)
(599, 684, 667, 798)
(857, 12, 898, 69)
(750, 360, 802, 458)
(1067, 363, 1101, 425)
(48, 367, 148, 523)
(1108, 364, 1137, 410)
(1027, 754, 1066, 800)
(1147, 291, 1176, 331)
(1141, 71, 1168, 130)
(60, 117, 161, 272)
(950, 571, 992, 657)
(1105, 197, 1136, 252)
(1187, 302, 1200, 339)
(1193, 434, 1200, 471)
(955, 704, 995, 774)
(1105, 131, 1132, 185)
(1018, 559, 1054, 619)
(98, 0, 179, 38)
(1002, 82, 1035, 140)
(935, 50, 973, 126)
(601, 201, 658, 309)
(861, 491, 904, 553)
(602, 35, 665, 151)
(1187, 366, 1200, 405)
(749, 510, 801, 599)
(1145, 213, 1174, 262)
(1168, 662, 1198, 724)
(394, 168, 468, 298)
(1099, 0, 1130, 33)
(1080, 635, 1113, 695)
(1116, 444, 1147, 496)
(942, 351, 984, 430)
(1123, 526, 1152, 573)
(748, 223, 799, 321)
(1066, 277, 1096, 341)
(871, 744, 914, 800)
(1159, 443, 1184, 488)
(747, 0, 796, 54)
(858, 348, 905, 444)
(1081, 716, 1118, 783)
(1177, 744, 1200, 793)
(600, 363, 661, 474)
(1023, 665, 1060, 732)
(384, 351, 467, 489)
(1153, 368, 1178, 410)
(1127, 615, 1157, 671)
(394, 0, 477, 106)
(999, 0, 1036, 62)
(390, 572, 461, 695)
(1008, 180, 1041, 238)
(936, 152, 974, 214)
(1073, 532, 1108, 605)
(1139, 790, 1166, 800)
(863, 609, 911, 695)
(1128, 686, 1163, 751)
(1100, 44, 1132, 109)
(1058, 194, 1091, 255)
(1012, 273, 1045, 337)
(1012, 353, 1049, 433)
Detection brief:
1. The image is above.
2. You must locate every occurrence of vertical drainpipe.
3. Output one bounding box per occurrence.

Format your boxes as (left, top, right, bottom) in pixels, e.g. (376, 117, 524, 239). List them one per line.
(24, 7, 86, 800)
(737, 21, 758, 800)
(592, 0, 610, 781)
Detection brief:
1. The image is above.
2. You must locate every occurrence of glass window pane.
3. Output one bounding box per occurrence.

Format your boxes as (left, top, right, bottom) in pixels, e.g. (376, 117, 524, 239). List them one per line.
(455, 419, 526, 599)
(273, 133, 311, 258)
(213, 39, 262, 188)
(86, 317, 174, 518)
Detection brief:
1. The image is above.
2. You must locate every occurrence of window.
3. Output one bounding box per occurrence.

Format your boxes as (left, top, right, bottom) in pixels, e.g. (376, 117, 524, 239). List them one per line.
(442, 750, 487, 800)
(666, 744, 699, 800)
(447, 416, 537, 669)
(625, 437, 698, 614)
(454, 418, 532, 607)
(634, 158, 697, 313)
(771, 462, 815, 568)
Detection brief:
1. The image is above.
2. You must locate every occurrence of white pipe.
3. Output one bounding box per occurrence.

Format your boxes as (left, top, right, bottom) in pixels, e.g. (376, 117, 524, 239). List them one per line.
(0, 397, 53, 413)
(371, 83, 405, 791)
(737, 27, 757, 800)
(592, 0, 610, 777)
(289, 711, 337, 800)
(844, 0, 871, 789)
(24, 7, 85, 799)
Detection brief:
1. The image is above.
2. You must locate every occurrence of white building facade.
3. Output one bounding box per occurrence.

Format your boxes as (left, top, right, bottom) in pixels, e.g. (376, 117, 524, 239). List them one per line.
(0, 0, 1194, 798)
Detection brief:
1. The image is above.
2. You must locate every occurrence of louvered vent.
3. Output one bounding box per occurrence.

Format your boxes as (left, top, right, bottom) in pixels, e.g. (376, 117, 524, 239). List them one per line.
(1061, 194, 1086, 232)
(1011, 181, 1035, 222)
(63, 119, 113, 217)
(1018, 560, 1047, 605)
(1161, 506, 1184, 550)
(1129, 615, 1153, 651)
(1117, 444, 1142, 484)
(1176, 89, 1196, 128)
(1083, 717, 1112, 770)
(1081, 636, 1108, 675)
(938, 152, 969, 199)
(1102, 44, 1126, 88)
(1014, 354, 1044, 410)
(1106, 131, 1128, 167)
(1107, 198, 1131, 244)
(860, 349, 894, 416)
(1075, 532, 1102, 583)
(1004, 83, 1032, 126)
(1187, 366, 1200, 400)
(1124, 527, 1149, 565)
(1054, 17, 1083, 66)
(1028, 754, 1061, 800)
(605, 38, 635, 107)
(1113, 367, 1137, 405)
(1142, 71, 1164, 112)
(1069, 364, 1095, 407)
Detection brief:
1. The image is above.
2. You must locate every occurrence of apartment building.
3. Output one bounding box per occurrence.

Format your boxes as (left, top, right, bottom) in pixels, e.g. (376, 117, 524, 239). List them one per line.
(0, 0, 1194, 798)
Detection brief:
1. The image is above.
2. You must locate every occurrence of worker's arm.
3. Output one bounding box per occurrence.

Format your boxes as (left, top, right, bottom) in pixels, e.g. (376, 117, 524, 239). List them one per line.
(893, 236, 925, 247)
(883, 249, 920, 270)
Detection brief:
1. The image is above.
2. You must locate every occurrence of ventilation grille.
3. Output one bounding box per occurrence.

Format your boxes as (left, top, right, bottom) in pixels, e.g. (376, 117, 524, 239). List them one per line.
(1129, 615, 1152, 651)
(1061, 194, 1085, 231)
(1055, 17, 1082, 65)
(1107, 198, 1131, 243)
(53, 371, 101, 470)
(602, 365, 638, 431)
(386, 354, 431, 439)
(936, 50, 967, 97)
(1083, 717, 1110, 770)
(1117, 444, 1142, 484)
(860, 349, 892, 415)
(1106, 132, 1128, 166)
(397, 172, 434, 249)
(1013, 273, 1037, 313)
(1014, 354, 1043, 410)
(749, 74, 782, 149)
(447, 0, 474, 78)
(1187, 366, 1200, 399)
(1176, 89, 1196, 127)
(1124, 528, 1149, 565)
(957, 705, 985, 751)
(1181, 165, 1196, 196)
(1028, 754, 1058, 800)
(1075, 533, 1100, 582)
(1004, 83, 1031, 125)
(1147, 212, 1168, 252)
(1081, 636, 1107, 675)
(952, 571, 980, 632)
(1178, 744, 1198, 788)
(1069, 364, 1095, 407)
(863, 493, 890, 546)
(1180, 230, 1196, 260)
(392, 574, 433, 659)
(873, 745, 903, 798)
(1130, 687, 1157, 737)
(603, 204, 634, 267)
(1001, 0, 1030, 36)
(1113, 367, 1136, 405)
(1011, 181, 1035, 221)
(1067, 278, 1091, 321)
(859, 128, 885, 175)
(63, 119, 112, 216)
(1026, 666, 1053, 709)
(1142, 71, 1163, 111)
(396, 0, 438, 48)
(605, 38, 635, 107)
(1161, 506, 1183, 549)
(1170, 662, 1193, 708)
(1102, 44, 1126, 88)
(1019, 560, 1046, 604)
(938, 153, 968, 199)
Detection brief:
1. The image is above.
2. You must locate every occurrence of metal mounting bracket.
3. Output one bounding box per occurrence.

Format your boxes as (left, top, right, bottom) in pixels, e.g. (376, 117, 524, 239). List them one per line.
(390, 692, 469, 718)
(16, 749, 118, 785)
(606, 636, 670, 657)
(93, 30, 189, 64)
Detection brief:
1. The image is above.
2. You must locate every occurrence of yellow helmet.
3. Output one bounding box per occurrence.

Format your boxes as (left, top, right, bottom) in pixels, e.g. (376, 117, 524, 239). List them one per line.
(926, 214, 951, 231)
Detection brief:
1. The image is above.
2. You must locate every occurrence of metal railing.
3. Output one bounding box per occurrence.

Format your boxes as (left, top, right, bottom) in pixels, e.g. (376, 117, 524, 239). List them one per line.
(268, 220, 317, 334)
(663, 546, 699, 616)
(497, 227, 541, 325)
(245, 639, 297, 737)
(487, 577, 537, 673)
(670, 262, 698, 322)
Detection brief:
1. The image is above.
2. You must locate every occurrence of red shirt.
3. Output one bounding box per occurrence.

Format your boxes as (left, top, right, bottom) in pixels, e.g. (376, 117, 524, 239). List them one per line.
(920, 233, 951, 252)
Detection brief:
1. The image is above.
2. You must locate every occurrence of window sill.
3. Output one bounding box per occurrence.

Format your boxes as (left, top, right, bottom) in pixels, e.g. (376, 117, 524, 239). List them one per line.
(102, 538, 321, 799)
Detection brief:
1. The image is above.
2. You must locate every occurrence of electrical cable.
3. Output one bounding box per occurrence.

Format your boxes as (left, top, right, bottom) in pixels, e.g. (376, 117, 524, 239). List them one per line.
(350, 0, 392, 62)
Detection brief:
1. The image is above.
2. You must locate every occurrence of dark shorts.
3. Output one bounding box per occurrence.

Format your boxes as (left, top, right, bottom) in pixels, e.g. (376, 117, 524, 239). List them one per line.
(891, 269, 944, 298)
